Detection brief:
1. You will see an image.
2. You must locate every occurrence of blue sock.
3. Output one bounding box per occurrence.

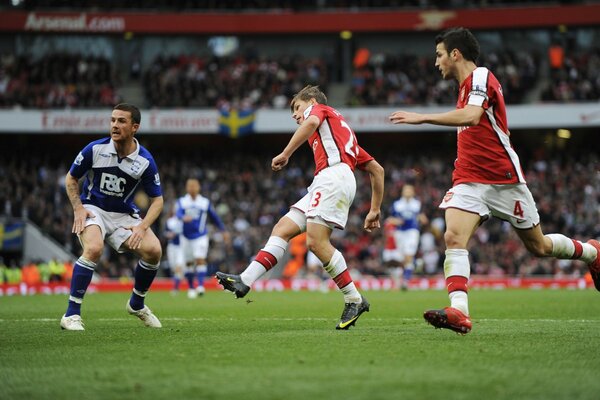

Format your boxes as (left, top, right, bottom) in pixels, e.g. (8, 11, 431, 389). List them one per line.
(185, 270, 195, 290)
(129, 260, 158, 311)
(173, 276, 181, 291)
(65, 258, 96, 317)
(403, 266, 414, 281)
(196, 265, 207, 288)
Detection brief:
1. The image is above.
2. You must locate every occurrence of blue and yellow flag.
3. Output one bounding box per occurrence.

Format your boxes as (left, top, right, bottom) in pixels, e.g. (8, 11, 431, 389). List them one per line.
(0, 221, 24, 251)
(218, 107, 256, 138)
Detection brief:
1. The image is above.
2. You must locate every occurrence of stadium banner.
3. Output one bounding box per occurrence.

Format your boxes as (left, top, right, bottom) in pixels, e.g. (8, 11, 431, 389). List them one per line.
(1, 104, 600, 134)
(0, 5, 599, 34)
(0, 276, 591, 296)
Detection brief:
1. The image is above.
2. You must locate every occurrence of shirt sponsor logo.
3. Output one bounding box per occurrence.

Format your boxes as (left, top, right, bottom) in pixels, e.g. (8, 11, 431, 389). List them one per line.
(99, 172, 126, 197)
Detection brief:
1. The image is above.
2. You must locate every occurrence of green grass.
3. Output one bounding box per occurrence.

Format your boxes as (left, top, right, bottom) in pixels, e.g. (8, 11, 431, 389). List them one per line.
(2, 289, 600, 400)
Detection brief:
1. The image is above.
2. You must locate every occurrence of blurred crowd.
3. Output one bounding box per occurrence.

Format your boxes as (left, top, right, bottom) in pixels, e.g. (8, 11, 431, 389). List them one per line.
(2, 144, 599, 280)
(0, 53, 120, 109)
(348, 49, 539, 106)
(542, 47, 600, 102)
(0, 257, 73, 284)
(2, 45, 598, 109)
(143, 54, 328, 108)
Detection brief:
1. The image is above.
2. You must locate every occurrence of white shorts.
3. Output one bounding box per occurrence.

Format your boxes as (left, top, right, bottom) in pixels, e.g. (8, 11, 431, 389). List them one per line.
(81, 204, 142, 253)
(439, 182, 540, 229)
(181, 235, 209, 261)
(291, 163, 356, 229)
(382, 248, 402, 263)
(167, 243, 185, 269)
(393, 229, 420, 258)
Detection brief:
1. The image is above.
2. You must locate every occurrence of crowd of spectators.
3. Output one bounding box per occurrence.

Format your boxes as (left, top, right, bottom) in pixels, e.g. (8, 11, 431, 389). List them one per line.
(348, 49, 540, 106)
(0, 53, 121, 109)
(143, 54, 328, 109)
(2, 141, 599, 280)
(4, 44, 597, 110)
(542, 47, 600, 102)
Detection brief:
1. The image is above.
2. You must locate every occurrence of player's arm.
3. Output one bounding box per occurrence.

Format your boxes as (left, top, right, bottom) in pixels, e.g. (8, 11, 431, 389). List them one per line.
(272, 115, 320, 171)
(362, 159, 385, 233)
(389, 105, 484, 127)
(128, 195, 164, 250)
(65, 172, 95, 234)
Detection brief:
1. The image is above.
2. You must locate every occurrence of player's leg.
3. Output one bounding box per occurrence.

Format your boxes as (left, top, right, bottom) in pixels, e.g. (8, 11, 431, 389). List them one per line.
(491, 183, 600, 290)
(167, 244, 183, 293)
(61, 224, 104, 330)
(195, 257, 207, 296)
(119, 228, 162, 327)
(423, 207, 480, 334)
(400, 229, 420, 290)
(306, 219, 369, 330)
(216, 213, 302, 298)
(192, 236, 209, 296)
(515, 225, 599, 288)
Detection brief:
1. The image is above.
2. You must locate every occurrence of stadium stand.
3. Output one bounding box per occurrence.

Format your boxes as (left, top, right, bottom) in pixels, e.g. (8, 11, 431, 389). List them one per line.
(1, 2, 599, 286)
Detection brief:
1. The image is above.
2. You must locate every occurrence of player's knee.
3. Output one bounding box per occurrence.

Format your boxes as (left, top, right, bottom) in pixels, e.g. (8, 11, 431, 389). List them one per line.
(444, 230, 465, 248)
(83, 242, 104, 261)
(145, 244, 162, 264)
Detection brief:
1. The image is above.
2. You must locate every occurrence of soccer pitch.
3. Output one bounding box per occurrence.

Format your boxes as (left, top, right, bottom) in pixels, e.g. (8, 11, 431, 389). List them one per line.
(2, 289, 600, 400)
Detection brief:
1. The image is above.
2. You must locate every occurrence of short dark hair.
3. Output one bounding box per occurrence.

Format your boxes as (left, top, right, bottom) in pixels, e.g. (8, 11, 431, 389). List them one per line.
(435, 27, 480, 63)
(114, 103, 141, 124)
(290, 85, 328, 112)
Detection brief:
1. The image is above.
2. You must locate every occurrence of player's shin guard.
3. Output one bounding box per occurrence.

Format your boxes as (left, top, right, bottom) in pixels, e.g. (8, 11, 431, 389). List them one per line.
(324, 250, 361, 303)
(240, 236, 287, 286)
(444, 249, 470, 316)
(129, 260, 159, 311)
(65, 257, 96, 317)
(547, 234, 597, 264)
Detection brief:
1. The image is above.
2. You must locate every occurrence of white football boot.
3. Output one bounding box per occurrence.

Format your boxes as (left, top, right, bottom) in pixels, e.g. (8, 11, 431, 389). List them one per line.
(126, 302, 162, 328)
(60, 314, 85, 331)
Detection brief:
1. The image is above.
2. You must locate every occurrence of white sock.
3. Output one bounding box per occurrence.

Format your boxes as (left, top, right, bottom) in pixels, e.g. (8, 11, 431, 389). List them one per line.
(547, 234, 596, 263)
(444, 249, 470, 315)
(240, 236, 288, 286)
(450, 291, 469, 316)
(324, 250, 361, 303)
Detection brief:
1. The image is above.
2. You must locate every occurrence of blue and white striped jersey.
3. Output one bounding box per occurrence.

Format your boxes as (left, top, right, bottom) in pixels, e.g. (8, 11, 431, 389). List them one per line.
(69, 137, 162, 214)
(390, 197, 421, 231)
(176, 193, 225, 240)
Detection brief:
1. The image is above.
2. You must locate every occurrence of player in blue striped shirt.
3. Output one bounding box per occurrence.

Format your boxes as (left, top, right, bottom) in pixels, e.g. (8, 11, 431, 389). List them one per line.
(60, 103, 164, 331)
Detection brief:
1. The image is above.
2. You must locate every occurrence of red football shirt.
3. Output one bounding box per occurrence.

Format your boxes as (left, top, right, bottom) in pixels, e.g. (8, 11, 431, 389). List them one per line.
(305, 104, 360, 175)
(452, 67, 525, 185)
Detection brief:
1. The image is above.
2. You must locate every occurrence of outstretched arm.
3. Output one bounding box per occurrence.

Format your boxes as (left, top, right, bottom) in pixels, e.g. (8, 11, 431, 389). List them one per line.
(362, 159, 385, 232)
(272, 115, 320, 171)
(389, 105, 484, 127)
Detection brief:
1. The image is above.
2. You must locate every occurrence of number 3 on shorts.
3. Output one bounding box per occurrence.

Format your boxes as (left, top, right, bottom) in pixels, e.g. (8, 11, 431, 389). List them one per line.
(311, 192, 322, 208)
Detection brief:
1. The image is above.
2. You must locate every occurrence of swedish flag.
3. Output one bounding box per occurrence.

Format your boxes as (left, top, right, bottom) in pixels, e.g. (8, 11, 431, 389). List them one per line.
(218, 108, 256, 138)
(0, 222, 24, 251)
